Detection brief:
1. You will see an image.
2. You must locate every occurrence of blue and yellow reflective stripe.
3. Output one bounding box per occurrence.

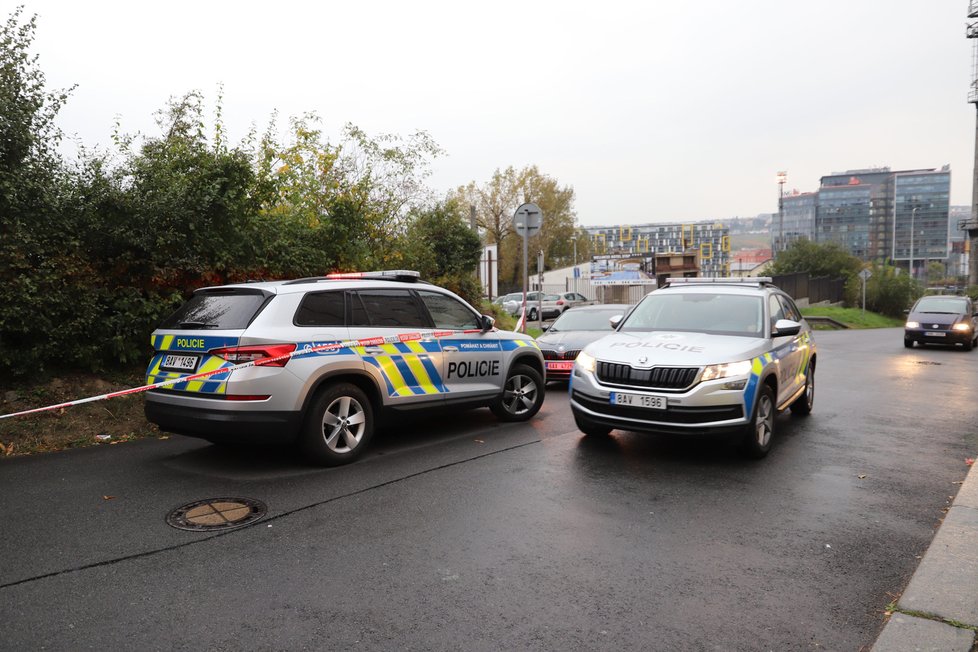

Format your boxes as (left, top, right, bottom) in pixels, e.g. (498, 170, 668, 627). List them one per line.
(360, 348, 446, 398)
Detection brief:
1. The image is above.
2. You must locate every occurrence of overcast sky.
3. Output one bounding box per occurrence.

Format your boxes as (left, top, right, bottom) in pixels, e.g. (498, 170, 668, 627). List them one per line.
(19, 0, 977, 225)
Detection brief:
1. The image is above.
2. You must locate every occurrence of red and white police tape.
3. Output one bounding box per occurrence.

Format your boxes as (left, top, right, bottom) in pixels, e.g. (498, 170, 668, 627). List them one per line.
(0, 327, 485, 421)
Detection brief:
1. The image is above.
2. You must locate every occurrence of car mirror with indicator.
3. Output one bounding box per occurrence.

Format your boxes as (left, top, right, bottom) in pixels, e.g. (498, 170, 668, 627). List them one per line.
(481, 315, 495, 332)
(609, 315, 623, 329)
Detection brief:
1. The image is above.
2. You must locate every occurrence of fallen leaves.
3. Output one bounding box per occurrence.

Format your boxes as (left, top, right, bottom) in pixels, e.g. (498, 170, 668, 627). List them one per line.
(0, 441, 12, 456)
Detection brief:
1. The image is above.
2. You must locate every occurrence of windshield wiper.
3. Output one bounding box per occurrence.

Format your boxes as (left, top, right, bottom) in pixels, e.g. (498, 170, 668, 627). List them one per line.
(179, 321, 219, 329)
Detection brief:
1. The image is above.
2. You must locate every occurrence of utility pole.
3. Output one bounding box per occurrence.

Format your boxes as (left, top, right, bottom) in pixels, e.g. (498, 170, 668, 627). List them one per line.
(776, 171, 787, 254)
(965, 3, 978, 284)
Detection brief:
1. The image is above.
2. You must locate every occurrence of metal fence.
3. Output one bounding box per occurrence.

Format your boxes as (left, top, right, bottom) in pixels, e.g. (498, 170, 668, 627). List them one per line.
(534, 279, 651, 305)
(771, 272, 845, 304)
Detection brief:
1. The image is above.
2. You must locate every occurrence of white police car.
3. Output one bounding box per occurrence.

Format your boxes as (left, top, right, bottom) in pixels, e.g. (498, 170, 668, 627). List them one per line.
(144, 271, 545, 465)
(569, 278, 816, 458)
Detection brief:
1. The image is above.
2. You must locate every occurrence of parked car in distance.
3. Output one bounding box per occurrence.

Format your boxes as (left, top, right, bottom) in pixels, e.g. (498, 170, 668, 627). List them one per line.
(904, 295, 978, 350)
(493, 292, 523, 311)
(503, 291, 547, 318)
(550, 292, 596, 315)
(536, 304, 632, 382)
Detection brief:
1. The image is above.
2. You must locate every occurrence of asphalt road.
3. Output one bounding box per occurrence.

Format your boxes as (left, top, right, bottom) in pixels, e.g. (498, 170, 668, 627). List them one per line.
(1, 328, 975, 651)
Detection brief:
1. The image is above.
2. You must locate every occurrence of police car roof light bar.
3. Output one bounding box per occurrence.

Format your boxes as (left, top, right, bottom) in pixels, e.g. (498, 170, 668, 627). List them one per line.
(665, 277, 773, 287)
(285, 270, 422, 285)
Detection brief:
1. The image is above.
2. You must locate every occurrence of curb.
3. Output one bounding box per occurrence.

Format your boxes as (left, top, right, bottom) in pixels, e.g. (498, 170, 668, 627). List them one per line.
(871, 459, 978, 651)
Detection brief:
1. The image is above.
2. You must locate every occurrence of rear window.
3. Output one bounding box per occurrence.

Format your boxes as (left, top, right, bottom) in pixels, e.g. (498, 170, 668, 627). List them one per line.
(158, 291, 268, 330)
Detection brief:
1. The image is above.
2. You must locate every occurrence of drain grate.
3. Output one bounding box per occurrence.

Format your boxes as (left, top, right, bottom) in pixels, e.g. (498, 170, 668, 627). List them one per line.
(166, 497, 267, 532)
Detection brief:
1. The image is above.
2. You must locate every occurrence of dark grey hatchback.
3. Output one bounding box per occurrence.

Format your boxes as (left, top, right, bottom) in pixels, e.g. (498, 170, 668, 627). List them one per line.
(904, 295, 978, 350)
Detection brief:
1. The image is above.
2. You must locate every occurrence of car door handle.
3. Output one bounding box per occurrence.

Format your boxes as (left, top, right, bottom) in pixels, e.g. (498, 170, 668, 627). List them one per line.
(362, 347, 384, 355)
(442, 346, 459, 352)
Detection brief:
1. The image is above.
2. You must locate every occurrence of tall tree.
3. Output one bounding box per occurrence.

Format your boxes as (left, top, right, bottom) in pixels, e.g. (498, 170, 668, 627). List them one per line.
(400, 199, 482, 303)
(449, 165, 577, 289)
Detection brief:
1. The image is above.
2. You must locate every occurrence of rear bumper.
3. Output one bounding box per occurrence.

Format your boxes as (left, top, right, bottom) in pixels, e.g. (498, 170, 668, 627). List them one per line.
(145, 394, 303, 444)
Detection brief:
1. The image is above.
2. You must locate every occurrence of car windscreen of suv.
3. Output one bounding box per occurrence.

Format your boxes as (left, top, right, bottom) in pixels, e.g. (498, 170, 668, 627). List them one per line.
(620, 292, 764, 337)
(158, 290, 269, 330)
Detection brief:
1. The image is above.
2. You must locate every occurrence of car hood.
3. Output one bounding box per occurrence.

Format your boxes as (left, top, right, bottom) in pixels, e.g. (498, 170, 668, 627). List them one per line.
(583, 331, 771, 367)
(909, 311, 964, 326)
(536, 331, 612, 351)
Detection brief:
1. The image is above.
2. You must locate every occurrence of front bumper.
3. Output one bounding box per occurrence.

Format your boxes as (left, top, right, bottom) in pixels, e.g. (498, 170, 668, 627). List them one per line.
(905, 328, 972, 345)
(569, 366, 750, 434)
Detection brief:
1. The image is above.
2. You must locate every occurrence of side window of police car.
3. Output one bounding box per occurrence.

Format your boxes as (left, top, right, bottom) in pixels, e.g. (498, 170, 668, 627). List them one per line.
(349, 289, 431, 328)
(294, 291, 345, 326)
(776, 294, 802, 323)
(768, 294, 786, 335)
(417, 290, 480, 330)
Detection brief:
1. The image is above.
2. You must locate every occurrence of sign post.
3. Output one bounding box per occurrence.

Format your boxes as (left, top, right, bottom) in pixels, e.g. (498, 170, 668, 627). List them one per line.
(513, 203, 542, 332)
(859, 268, 872, 313)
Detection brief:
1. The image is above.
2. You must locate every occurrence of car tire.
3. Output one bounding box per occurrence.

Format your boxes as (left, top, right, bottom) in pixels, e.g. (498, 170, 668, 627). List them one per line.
(529, 307, 538, 321)
(741, 383, 775, 459)
(790, 364, 814, 415)
(574, 413, 611, 437)
(300, 382, 375, 466)
(904, 338, 913, 348)
(490, 364, 544, 422)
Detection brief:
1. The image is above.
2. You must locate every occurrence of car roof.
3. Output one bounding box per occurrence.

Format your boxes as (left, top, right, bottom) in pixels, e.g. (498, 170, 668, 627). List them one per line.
(195, 277, 438, 296)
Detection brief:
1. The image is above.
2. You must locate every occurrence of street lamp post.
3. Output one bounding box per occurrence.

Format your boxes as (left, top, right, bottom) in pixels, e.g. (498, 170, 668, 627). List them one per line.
(909, 206, 918, 280)
(571, 235, 578, 293)
(776, 171, 787, 253)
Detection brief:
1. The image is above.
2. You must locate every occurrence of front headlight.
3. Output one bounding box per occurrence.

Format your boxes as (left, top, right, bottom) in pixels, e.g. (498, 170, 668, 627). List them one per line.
(576, 351, 596, 373)
(952, 322, 972, 332)
(701, 360, 752, 382)
(905, 321, 920, 329)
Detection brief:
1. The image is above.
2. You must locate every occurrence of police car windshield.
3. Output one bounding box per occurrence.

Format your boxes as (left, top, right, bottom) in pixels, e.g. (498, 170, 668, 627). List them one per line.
(620, 292, 764, 337)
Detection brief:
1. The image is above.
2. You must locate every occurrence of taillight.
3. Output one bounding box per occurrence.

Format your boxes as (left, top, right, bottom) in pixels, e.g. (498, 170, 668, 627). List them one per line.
(210, 344, 297, 367)
(557, 299, 565, 305)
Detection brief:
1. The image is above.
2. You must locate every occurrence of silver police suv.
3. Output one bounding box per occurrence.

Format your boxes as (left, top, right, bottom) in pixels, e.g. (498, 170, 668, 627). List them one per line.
(569, 278, 816, 458)
(144, 271, 545, 465)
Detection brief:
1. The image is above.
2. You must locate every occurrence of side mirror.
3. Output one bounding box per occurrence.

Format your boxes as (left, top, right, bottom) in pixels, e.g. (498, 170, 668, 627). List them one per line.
(772, 319, 801, 337)
(609, 315, 623, 329)
(481, 315, 496, 332)
(903, 309, 910, 315)
(540, 324, 550, 332)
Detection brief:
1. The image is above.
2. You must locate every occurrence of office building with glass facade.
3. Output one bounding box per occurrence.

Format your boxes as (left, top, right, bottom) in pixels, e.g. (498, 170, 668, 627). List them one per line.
(774, 191, 817, 250)
(771, 167, 952, 276)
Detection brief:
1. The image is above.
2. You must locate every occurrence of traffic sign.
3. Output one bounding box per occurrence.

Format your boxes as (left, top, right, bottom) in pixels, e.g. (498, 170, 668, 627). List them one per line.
(513, 203, 542, 236)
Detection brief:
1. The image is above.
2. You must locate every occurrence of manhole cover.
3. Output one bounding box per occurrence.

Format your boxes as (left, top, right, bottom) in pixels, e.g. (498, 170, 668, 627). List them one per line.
(166, 497, 267, 532)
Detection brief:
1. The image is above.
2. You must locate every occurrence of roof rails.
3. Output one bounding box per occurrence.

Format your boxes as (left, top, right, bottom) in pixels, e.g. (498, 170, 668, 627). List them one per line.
(283, 270, 423, 285)
(664, 277, 774, 287)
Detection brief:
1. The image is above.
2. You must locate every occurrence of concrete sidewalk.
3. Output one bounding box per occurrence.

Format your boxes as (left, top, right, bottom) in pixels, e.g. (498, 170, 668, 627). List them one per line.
(871, 459, 978, 651)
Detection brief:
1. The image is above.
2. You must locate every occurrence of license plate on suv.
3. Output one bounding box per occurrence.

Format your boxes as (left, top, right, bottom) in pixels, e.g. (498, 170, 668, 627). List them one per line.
(160, 354, 200, 372)
(610, 392, 666, 410)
